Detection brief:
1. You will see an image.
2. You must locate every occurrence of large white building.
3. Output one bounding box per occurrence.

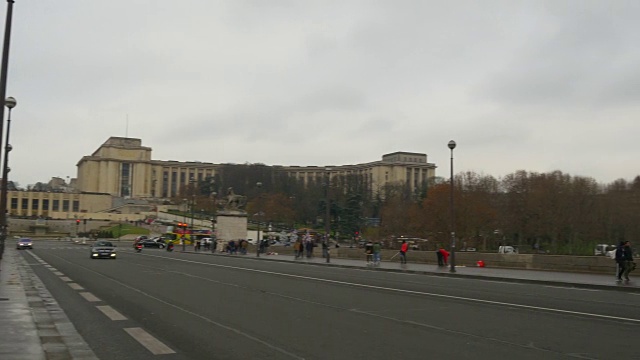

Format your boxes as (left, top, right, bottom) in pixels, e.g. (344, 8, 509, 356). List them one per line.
(76, 137, 437, 199)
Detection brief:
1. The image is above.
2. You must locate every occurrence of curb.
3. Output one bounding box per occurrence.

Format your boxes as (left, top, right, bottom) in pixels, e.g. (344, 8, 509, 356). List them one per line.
(179, 250, 640, 293)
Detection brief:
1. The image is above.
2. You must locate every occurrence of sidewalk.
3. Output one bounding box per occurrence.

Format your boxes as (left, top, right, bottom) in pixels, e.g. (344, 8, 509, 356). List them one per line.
(0, 247, 97, 360)
(190, 248, 640, 292)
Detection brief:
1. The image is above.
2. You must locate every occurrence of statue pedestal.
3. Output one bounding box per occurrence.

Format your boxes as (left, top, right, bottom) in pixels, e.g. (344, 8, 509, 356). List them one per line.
(216, 211, 247, 251)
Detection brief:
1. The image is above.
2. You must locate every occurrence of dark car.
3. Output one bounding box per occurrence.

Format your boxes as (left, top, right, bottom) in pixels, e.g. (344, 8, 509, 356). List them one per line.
(140, 239, 165, 248)
(90, 240, 117, 259)
(16, 238, 33, 250)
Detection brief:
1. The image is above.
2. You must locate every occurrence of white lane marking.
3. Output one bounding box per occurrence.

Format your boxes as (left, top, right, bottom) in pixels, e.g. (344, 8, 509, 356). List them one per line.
(60, 276, 72, 282)
(124, 327, 175, 355)
(96, 305, 127, 321)
(75, 268, 304, 359)
(79, 292, 101, 302)
(68, 283, 84, 290)
(53, 271, 64, 276)
(544, 286, 600, 292)
(150, 254, 640, 324)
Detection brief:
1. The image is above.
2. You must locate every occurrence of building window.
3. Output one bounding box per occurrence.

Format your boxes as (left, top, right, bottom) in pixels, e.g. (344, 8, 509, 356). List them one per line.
(43, 199, 49, 211)
(53, 200, 59, 211)
(162, 171, 169, 198)
(171, 171, 177, 197)
(32, 199, 39, 210)
(120, 163, 131, 197)
(21, 198, 28, 210)
(62, 200, 69, 212)
(73, 200, 79, 212)
(10, 198, 17, 209)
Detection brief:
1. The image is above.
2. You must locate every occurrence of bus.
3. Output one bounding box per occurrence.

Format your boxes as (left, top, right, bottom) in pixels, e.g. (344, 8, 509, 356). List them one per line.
(164, 223, 212, 245)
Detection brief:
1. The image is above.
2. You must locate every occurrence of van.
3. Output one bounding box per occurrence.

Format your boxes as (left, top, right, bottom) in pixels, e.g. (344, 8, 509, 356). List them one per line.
(498, 245, 518, 254)
(594, 244, 616, 256)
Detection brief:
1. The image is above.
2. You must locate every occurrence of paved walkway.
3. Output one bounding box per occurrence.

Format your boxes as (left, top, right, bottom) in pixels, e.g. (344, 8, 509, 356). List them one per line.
(1, 246, 637, 359)
(0, 247, 97, 360)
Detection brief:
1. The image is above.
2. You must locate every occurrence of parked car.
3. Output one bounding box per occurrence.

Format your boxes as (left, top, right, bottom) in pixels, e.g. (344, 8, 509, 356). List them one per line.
(16, 238, 33, 250)
(90, 241, 117, 259)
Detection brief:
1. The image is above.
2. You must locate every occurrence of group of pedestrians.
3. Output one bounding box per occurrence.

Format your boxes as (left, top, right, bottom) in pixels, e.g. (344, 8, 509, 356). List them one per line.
(615, 240, 636, 282)
(364, 241, 382, 266)
(293, 239, 316, 259)
(225, 239, 249, 255)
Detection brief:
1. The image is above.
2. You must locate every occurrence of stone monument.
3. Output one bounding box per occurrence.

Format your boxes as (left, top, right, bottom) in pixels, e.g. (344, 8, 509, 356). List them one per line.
(215, 187, 248, 251)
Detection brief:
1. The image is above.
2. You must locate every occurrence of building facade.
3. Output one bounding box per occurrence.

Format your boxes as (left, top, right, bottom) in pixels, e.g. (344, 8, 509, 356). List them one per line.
(76, 137, 437, 199)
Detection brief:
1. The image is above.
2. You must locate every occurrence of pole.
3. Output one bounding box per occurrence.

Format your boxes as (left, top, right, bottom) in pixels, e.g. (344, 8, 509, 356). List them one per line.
(256, 182, 262, 257)
(0, 0, 15, 260)
(448, 140, 457, 273)
(256, 217, 261, 257)
(325, 169, 331, 263)
(190, 195, 194, 250)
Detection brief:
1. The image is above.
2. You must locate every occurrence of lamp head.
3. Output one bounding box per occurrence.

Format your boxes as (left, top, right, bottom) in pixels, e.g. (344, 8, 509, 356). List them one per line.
(5, 97, 16, 109)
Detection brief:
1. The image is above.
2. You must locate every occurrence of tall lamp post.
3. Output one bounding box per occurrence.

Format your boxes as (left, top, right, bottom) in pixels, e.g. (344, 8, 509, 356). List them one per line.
(255, 182, 262, 257)
(324, 168, 331, 263)
(448, 140, 457, 273)
(182, 198, 187, 251)
(210, 191, 216, 253)
(0, 96, 15, 242)
(0, 0, 16, 260)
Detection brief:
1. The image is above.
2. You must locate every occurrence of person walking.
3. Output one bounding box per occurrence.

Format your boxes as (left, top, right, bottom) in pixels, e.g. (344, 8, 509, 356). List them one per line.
(436, 247, 444, 266)
(293, 240, 302, 259)
(439, 247, 450, 266)
(399, 240, 409, 264)
(365, 240, 374, 264)
(372, 241, 381, 266)
(619, 241, 635, 282)
(615, 241, 626, 282)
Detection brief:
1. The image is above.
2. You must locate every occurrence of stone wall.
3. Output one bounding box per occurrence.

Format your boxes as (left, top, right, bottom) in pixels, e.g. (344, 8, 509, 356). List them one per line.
(262, 246, 617, 274)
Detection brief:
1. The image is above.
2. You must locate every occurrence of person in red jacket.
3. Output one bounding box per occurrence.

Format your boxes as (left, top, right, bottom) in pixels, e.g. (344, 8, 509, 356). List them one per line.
(399, 240, 409, 264)
(439, 247, 450, 266)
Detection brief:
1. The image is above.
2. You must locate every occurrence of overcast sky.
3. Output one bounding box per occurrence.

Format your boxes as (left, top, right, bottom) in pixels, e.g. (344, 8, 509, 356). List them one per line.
(3, 1, 640, 187)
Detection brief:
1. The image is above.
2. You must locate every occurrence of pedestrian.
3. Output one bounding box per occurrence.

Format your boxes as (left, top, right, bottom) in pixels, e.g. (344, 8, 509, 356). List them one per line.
(399, 240, 409, 264)
(436, 248, 444, 266)
(293, 240, 302, 259)
(365, 240, 374, 264)
(373, 241, 381, 266)
(322, 240, 328, 258)
(615, 241, 626, 282)
(241, 239, 248, 255)
(439, 247, 450, 266)
(306, 240, 313, 258)
(618, 241, 636, 282)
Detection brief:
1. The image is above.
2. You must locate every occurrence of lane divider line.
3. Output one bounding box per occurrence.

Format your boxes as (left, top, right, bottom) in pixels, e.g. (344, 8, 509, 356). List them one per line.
(154, 255, 640, 324)
(124, 327, 175, 355)
(68, 283, 84, 290)
(96, 305, 127, 321)
(79, 292, 101, 302)
(60, 276, 73, 282)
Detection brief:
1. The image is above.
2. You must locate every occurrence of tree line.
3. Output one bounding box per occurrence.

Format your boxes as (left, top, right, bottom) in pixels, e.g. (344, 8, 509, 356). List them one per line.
(172, 164, 640, 255)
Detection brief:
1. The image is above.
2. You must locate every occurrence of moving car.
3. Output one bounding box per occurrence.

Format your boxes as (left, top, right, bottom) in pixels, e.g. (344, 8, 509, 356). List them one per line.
(140, 239, 165, 248)
(90, 240, 117, 259)
(16, 238, 33, 250)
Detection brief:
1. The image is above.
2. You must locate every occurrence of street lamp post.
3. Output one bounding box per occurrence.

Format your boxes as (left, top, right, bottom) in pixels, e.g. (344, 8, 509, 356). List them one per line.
(325, 168, 331, 263)
(448, 140, 457, 273)
(210, 191, 216, 253)
(0, 1, 16, 260)
(182, 198, 187, 251)
(0, 96, 15, 251)
(256, 182, 262, 257)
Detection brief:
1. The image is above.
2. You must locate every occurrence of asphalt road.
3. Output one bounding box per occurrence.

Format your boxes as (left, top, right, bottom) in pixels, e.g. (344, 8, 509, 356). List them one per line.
(20, 240, 640, 360)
